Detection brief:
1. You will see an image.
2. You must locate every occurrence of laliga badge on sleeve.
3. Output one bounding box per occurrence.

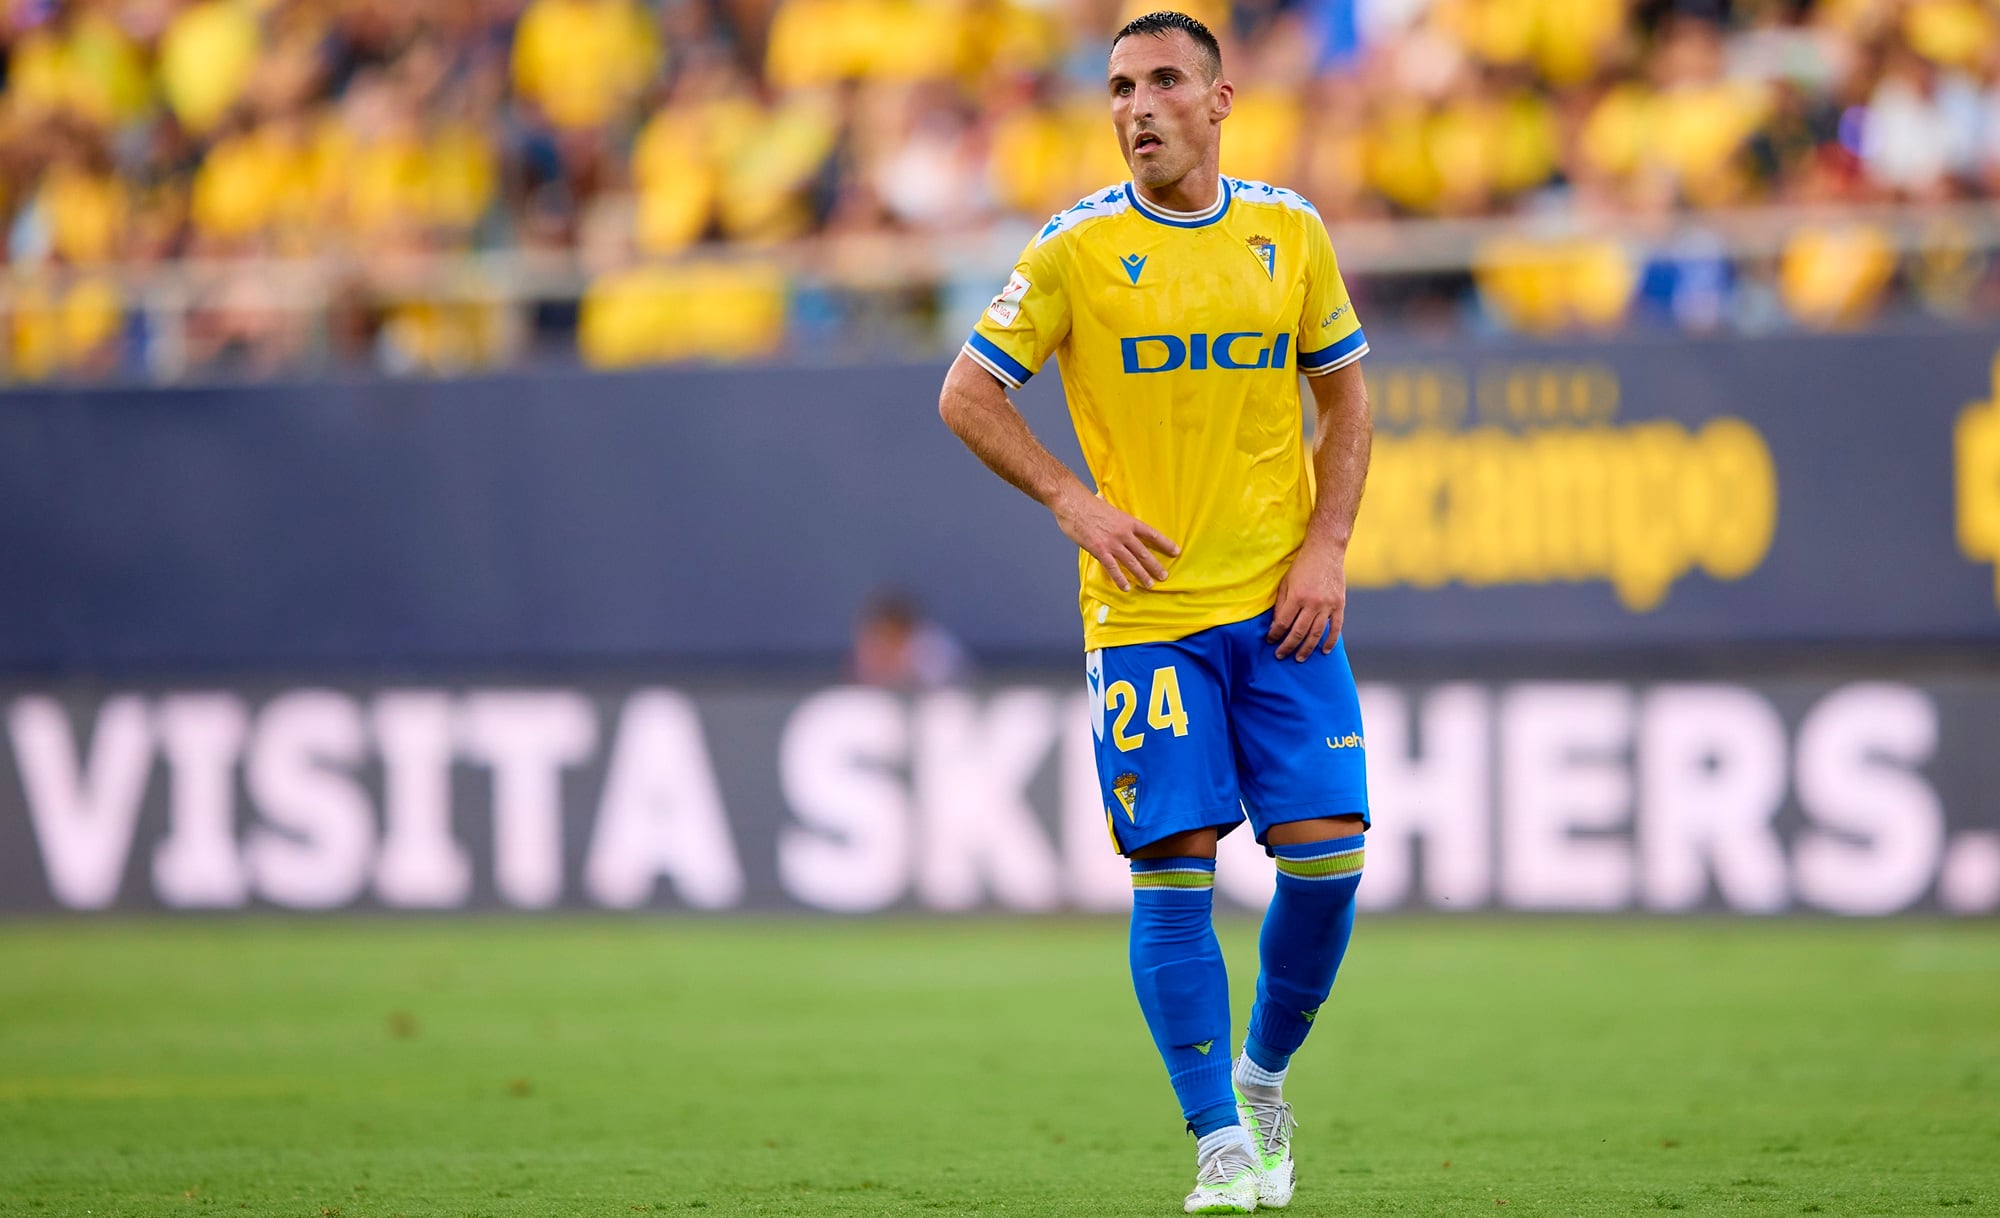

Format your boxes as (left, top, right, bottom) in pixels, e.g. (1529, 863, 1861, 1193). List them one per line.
(986, 272, 1031, 327)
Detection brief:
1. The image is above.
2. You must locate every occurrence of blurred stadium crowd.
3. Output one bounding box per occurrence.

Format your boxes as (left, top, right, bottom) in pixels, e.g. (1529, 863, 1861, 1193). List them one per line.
(4, 0, 2000, 379)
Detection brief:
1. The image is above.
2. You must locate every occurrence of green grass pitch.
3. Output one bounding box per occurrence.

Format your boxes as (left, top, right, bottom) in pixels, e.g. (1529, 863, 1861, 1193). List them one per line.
(2, 917, 1996, 1217)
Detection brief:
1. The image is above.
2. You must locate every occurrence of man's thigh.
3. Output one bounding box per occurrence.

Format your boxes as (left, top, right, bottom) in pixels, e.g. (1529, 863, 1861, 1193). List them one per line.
(1224, 613, 1371, 845)
(1088, 630, 1245, 856)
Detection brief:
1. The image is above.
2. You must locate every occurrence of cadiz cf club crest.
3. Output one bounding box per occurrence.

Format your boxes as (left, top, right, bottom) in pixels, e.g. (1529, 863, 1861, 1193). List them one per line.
(1113, 772, 1140, 822)
(1246, 235, 1276, 280)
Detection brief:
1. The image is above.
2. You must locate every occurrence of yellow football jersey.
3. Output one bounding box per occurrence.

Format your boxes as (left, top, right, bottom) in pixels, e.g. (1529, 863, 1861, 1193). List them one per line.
(965, 175, 1368, 650)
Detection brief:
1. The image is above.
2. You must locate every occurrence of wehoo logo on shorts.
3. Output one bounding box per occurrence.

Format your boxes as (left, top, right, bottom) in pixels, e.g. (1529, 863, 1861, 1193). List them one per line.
(1325, 732, 1365, 750)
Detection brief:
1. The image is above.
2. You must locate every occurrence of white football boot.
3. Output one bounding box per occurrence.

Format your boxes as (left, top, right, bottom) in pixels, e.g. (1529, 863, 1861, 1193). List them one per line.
(1233, 1082, 1297, 1208)
(1184, 1138, 1260, 1214)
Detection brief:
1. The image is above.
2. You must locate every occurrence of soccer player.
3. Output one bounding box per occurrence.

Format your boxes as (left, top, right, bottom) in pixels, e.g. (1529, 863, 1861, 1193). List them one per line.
(936, 11, 1371, 1214)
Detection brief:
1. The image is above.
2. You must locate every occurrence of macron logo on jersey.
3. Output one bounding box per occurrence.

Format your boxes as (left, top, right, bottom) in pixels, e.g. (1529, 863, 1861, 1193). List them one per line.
(1120, 332, 1292, 374)
(1120, 254, 1147, 285)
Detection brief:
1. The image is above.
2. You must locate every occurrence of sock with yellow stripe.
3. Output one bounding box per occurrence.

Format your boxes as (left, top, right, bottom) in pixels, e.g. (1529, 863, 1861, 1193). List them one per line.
(1129, 856, 1237, 1136)
(1244, 833, 1365, 1073)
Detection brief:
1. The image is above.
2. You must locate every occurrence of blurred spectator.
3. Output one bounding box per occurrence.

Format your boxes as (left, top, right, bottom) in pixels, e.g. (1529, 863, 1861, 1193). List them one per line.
(578, 258, 788, 365)
(512, 0, 658, 130)
(1474, 234, 1640, 332)
(159, 0, 260, 135)
(849, 590, 971, 690)
(1635, 228, 1736, 331)
(1778, 219, 1897, 325)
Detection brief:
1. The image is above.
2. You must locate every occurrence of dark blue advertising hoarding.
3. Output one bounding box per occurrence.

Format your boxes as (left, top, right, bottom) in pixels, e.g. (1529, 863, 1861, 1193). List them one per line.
(0, 327, 1996, 671)
(1351, 329, 2000, 650)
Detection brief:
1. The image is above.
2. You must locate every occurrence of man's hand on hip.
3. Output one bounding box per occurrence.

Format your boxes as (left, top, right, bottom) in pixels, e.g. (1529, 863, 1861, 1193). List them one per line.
(1269, 538, 1347, 660)
(1053, 487, 1180, 592)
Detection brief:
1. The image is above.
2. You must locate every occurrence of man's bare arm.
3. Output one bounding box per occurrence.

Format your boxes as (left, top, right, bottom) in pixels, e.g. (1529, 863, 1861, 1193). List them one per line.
(1303, 359, 1372, 552)
(1267, 360, 1372, 659)
(938, 352, 1179, 591)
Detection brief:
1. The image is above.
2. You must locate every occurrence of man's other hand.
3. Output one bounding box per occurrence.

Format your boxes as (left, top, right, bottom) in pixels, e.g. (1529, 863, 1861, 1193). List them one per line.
(1269, 538, 1346, 660)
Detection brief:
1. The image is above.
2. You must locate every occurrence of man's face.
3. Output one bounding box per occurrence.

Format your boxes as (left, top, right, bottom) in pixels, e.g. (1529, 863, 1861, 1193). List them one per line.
(1108, 31, 1230, 190)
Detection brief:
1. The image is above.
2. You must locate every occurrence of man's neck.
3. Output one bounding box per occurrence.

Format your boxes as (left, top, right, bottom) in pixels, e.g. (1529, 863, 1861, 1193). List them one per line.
(1134, 169, 1221, 216)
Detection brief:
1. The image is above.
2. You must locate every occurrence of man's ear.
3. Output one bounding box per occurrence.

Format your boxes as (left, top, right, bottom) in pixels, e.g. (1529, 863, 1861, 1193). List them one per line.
(1211, 77, 1234, 122)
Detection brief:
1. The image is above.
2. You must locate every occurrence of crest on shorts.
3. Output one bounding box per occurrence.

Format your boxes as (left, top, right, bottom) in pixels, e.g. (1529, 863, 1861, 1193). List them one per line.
(1246, 235, 1276, 280)
(1112, 772, 1139, 822)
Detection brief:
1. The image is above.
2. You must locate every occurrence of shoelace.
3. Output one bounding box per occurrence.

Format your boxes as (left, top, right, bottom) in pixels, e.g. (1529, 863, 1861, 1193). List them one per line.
(1196, 1147, 1256, 1187)
(1244, 1096, 1296, 1159)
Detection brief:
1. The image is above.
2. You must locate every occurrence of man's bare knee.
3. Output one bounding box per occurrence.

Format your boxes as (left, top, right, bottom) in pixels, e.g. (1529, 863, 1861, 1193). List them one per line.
(1131, 828, 1220, 860)
(1264, 815, 1367, 848)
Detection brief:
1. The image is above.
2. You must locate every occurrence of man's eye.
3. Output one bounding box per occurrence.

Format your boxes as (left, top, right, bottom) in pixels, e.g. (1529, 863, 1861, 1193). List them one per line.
(1159, 75, 1175, 87)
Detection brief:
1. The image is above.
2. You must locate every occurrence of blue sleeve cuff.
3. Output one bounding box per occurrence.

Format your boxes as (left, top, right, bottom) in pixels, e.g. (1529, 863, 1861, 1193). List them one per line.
(964, 332, 1034, 388)
(1299, 328, 1368, 375)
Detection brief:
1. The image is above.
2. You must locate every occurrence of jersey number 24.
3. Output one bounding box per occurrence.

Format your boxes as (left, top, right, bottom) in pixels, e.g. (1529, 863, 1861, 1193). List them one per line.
(1105, 665, 1191, 753)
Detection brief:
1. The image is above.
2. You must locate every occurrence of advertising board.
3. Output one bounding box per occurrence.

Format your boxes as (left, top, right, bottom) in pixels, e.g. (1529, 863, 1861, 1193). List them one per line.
(5, 676, 1994, 917)
(1, 331, 1997, 668)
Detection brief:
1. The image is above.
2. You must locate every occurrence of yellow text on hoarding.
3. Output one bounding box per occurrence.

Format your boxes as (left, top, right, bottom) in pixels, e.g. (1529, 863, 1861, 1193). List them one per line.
(1957, 355, 2000, 608)
(1347, 419, 1778, 612)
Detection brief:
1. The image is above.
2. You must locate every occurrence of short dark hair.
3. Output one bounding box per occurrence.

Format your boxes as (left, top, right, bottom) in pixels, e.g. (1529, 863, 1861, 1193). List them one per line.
(1111, 11, 1222, 80)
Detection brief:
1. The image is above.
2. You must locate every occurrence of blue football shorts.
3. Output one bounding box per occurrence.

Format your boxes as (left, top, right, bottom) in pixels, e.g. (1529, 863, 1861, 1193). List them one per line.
(1087, 608, 1370, 856)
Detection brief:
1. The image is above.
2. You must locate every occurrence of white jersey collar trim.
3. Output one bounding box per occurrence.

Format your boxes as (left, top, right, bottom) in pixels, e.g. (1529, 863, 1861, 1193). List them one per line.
(1128, 177, 1231, 228)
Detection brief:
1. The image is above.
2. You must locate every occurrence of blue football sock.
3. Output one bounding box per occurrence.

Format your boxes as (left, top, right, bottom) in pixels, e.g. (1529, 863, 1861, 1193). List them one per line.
(1129, 857, 1236, 1136)
(1245, 834, 1365, 1074)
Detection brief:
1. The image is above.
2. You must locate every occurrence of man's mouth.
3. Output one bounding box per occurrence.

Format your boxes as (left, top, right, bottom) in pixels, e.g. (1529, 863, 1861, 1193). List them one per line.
(1134, 132, 1163, 154)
